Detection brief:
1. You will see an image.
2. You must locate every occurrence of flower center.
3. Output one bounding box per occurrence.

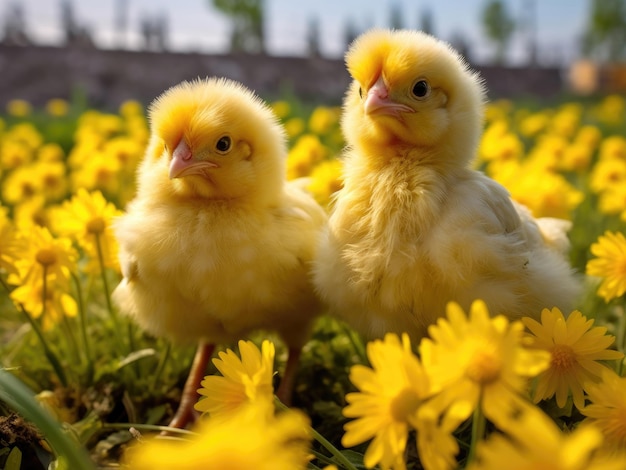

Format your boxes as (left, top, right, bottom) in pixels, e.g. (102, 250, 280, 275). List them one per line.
(466, 348, 501, 385)
(550, 344, 576, 371)
(390, 388, 421, 422)
(36, 248, 58, 266)
(86, 217, 105, 234)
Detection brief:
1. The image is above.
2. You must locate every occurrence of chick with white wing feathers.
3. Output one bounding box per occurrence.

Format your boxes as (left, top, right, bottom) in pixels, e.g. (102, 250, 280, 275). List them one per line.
(313, 29, 581, 341)
(113, 77, 327, 428)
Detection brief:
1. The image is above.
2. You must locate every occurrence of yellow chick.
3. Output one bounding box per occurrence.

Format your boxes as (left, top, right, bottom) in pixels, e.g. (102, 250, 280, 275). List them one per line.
(314, 29, 581, 341)
(113, 77, 327, 427)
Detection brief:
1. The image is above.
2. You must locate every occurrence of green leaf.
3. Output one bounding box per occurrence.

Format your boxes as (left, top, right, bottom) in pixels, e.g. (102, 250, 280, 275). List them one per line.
(338, 450, 368, 469)
(5, 446, 22, 470)
(0, 370, 96, 470)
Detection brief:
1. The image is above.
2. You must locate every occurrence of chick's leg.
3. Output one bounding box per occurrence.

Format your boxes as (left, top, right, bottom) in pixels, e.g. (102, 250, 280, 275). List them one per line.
(275, 347, 302, 406)
(168, 341, 215, 429)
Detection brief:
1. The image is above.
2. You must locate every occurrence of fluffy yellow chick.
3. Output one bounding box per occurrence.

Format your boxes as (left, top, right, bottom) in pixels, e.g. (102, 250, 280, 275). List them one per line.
(113, 77, 326, 427)
(314, 29, 581, 341)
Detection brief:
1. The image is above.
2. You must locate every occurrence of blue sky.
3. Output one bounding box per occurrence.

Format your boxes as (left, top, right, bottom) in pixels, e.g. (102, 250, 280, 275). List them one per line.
(6, 0, 589, 64)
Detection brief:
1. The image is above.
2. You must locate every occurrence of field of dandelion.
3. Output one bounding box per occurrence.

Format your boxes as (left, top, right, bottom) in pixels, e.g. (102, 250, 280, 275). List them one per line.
(0, 92, 625, 469)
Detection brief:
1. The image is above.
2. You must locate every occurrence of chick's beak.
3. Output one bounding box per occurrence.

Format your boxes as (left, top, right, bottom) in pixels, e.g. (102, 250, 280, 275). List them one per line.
(364, 76, 415, 117)
(169, 139, 218, 179)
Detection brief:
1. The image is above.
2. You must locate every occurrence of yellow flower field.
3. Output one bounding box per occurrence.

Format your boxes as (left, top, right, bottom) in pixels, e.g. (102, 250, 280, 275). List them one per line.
(0, 93, 625, 469)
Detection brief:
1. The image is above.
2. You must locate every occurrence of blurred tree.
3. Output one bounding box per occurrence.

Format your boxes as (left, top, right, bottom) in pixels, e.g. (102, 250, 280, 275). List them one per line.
(418, 8, 435, 36)
(521, 0, 538, 65)
(307, 17, 321, 58)
(61, 0, 94, 48)
(1, 2, 31, 45)
(389, 3, 404, 30)
(450, 33, 473, 63)
(140, 12, 168, 52)
(481, 0, 515, 64)
(114, 0, 129, 49)
(344, 19, 359, 49)
(582, 0, 626, 61)
(211, 0, 265, 54)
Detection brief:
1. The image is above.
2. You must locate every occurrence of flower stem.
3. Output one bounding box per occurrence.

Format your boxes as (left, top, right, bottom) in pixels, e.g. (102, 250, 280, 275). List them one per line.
(274, 396, 358, 470)
(0, 370, 95, 470)
(94, 232, 129, 355)
(0, 276, 68, 387)
(151, 341, 172, 389)
(616, 303, 626, 376)
(72, 272, 93, 383)
(102, 422, 196, 436)
(467, 401, 486, 466)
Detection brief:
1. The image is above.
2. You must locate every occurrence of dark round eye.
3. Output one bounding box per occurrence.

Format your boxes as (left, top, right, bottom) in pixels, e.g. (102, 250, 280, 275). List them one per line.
(412, 80, 430, 98)
(216, 136, 231, 153)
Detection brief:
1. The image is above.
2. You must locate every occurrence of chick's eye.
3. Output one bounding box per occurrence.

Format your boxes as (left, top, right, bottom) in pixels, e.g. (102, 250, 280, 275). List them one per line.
(412, 80, 430, 98)
(358, 87, 363, 99)
(216, 136, 231, 153)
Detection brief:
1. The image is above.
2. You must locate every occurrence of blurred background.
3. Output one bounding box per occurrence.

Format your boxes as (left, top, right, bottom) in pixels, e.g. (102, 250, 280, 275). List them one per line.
(0, 0, 625, 107)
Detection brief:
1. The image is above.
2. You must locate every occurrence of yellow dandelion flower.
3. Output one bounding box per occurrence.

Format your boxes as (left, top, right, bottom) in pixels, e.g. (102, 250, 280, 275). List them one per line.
(308, 106, 340, 135)
(286, 134, 328, 179)
(420, 300, 550, 432)
(51, 189, 122, 273)
(93, 113, 124, 137)
(8, 225, 77, 289)
(479, 120, 522, 164)
(595, 94, 625, 126)
(6, 99, 32, 117)
(468, 404, 625, 470)
(124, 403, 311, 470)
(495, 163, 583, 219)
(549, 103, 582, 138)
(6, 122, 44, 150)
(519, 112, 550, 138)
(590, 158, 626, 194)
(284, 117, 305, 139)
(119, 99, 144, 118)
(45, 98, 69, 117)
(342, 333, 452, 470)
(598, 184, 626, 216)
(0, 139, 33, 169)
(125, 114, 150, 146)
(70, 150, 121, 196)
(10, 279, 78, 330)
(2, 164, 42, 204)
(36, 161, 68, 202)
(13, 196, 51, 230)
(0, 205, 18, 275)
(527, 134, 569, 172)
(103, 136, 144, 171)
(271, 100, 291, 119)
(522, 308, 623, 409)
(586, 231, 626, 302)
(560, 143, 593, 173)
(574, 125, 602, 151)
(484, 100, 512, 123)
(582, 369, 626, 451)
(37, 143, 65, 162)
(195, 340, 275, 418)
(307, 159, 343, 206)
(598, 135, 626, 161)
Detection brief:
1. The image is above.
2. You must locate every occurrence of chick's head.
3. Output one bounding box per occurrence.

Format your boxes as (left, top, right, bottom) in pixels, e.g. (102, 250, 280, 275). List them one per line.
(343, 29, 486, 165)
(148, 77, 286, 202)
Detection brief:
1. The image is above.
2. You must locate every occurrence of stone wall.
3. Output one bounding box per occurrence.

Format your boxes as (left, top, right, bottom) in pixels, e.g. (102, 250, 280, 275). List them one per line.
(0, 45, 567, 110)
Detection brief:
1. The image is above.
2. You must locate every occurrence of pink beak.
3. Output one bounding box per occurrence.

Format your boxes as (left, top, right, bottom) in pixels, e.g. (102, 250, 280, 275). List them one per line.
(169, 139, 218, 179)
(364, 76, 414, 117)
